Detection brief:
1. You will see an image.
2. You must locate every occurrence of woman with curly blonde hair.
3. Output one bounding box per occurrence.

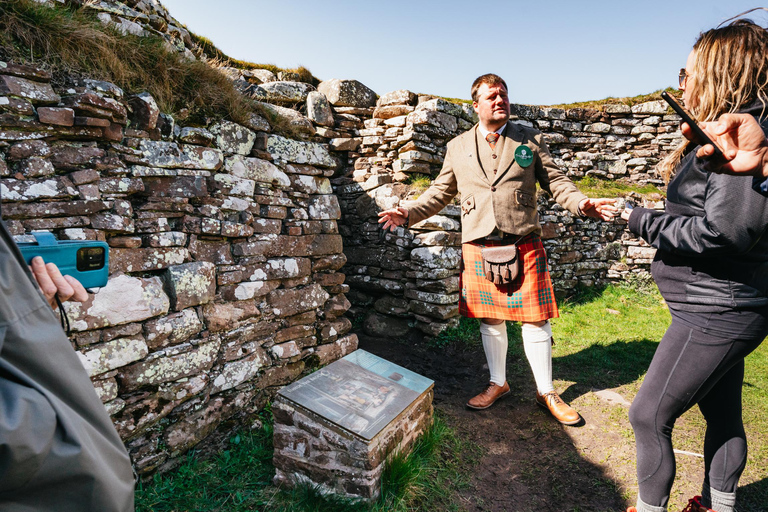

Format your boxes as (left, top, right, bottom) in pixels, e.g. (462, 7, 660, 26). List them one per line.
(622, 17, 768, 512)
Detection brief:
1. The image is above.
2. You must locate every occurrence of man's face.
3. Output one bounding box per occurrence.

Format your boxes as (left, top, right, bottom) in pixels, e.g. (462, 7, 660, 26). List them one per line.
(473, 83, 510, 129)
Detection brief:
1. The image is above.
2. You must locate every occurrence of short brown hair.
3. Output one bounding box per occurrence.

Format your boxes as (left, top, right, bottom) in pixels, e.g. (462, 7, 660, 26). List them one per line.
(471, 74, 508, 102)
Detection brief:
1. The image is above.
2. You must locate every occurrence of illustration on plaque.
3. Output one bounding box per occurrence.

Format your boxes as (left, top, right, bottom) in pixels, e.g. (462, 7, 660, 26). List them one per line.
(278, 351, 433, 440)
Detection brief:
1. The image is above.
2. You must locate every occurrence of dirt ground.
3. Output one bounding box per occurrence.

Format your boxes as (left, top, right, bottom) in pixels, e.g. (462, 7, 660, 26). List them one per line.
(356, 331, 708, 512)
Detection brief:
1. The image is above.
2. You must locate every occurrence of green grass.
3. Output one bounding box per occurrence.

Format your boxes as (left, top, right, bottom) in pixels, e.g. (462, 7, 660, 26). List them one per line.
(573, 176, 666, 199)
(551, 284, 768, 511)
(434, 283, 670, 389)
(405, 173, 433, 197)
(136, 284, 768, 511)
(430, 316, 481, 348)
(0, 0, 306, 134)
(550, 283, 670, 394)
(188, 32, 319, 86)
(547, 87, 681, 110)
(135, 412, 474, 512)
(0, 0, 247, 124)
(740, 343, 768, 511)
(434, 95, 472, 105)
(422, 87, 683, 110)
(135, 417, 275, 512)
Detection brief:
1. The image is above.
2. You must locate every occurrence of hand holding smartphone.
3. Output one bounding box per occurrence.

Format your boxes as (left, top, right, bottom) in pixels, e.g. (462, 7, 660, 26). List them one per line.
(17, 232, 109, 289)
(661, 91, 727, 168)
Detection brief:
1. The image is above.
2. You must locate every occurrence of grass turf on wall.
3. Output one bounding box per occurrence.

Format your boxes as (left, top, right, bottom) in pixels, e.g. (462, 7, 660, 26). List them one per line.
(0, 0, 312, 132)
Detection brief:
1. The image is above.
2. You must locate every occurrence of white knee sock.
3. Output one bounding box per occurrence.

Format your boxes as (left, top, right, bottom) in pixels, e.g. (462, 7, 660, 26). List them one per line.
(521, 321, 554, 394)
(480, 321, 508, 386)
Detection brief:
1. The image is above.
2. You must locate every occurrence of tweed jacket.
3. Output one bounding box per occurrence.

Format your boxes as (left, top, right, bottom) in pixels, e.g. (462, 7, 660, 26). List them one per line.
(406, 121, 587, 243)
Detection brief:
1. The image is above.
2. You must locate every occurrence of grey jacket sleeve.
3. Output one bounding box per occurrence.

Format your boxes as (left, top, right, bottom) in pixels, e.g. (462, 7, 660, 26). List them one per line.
(0, 221, 135, 511)
(628, 171, 768, 256)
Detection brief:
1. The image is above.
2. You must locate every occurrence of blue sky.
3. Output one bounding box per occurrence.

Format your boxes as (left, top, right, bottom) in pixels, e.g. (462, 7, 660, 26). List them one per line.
(160, 1, 767, 105)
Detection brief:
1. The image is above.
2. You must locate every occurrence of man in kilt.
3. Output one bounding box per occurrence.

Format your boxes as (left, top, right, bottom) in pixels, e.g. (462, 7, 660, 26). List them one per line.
(379, 74, 616, 424)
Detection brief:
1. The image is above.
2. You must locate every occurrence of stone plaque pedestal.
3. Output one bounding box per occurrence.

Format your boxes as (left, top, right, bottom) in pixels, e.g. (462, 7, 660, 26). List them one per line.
(272, 349, 434, 500)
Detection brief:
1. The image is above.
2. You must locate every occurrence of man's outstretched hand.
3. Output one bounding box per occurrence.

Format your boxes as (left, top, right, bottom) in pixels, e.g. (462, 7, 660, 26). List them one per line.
(684, 113, 768, 177)
(30, 256, 88, 309)
(578, 198, 617, 221)
(377, 206, 410, 232)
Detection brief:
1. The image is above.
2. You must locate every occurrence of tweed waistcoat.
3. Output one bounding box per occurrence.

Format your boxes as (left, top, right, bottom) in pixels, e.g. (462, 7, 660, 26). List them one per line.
(475, 127, 507, 183)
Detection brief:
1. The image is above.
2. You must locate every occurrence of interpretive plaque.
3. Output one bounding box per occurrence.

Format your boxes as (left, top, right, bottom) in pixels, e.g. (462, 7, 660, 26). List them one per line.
(278, 351, 432, 441)
(273, 349, 434, 499)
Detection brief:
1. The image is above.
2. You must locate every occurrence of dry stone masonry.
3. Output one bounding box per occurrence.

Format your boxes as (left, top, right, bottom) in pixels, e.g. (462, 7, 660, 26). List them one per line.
(0, 54, 358, 475)
(329, 93, 675, 337)
(2, 0, 676, 475)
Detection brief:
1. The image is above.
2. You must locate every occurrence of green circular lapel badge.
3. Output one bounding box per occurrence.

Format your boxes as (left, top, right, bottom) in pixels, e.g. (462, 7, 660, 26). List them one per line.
(515, 145, 534, 167)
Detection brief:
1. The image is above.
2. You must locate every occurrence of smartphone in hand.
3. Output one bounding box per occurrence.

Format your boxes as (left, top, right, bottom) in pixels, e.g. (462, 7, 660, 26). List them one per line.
(661, 91, 726, 167)
(17, 232, 109, 289)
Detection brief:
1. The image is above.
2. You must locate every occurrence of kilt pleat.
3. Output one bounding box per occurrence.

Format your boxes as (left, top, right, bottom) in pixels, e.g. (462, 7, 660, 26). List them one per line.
(459, 234, 559, 322)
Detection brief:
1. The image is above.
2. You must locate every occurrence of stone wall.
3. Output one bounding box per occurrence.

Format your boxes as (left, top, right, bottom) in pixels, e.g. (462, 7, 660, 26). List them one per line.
(1, 0, 672, 475)
(0, 52, 360, 474)
(330, 96, 675, 337)
(45, 2, 673, 338)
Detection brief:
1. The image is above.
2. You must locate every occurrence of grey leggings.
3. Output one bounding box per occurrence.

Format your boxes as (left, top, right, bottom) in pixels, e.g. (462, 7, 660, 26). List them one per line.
(628, 306, 768, 508)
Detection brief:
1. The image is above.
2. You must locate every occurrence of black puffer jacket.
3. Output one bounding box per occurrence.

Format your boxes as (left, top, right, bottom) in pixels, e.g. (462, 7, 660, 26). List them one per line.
(628, 102, 768, 310)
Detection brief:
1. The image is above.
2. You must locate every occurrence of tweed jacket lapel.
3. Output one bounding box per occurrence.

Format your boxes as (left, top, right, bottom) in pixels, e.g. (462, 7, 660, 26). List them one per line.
(493, 121, 526, 185)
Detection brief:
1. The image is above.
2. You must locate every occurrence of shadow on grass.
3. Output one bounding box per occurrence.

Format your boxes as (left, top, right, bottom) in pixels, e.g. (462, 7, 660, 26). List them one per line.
(736, 478, 768, 512)
(358, 331, 632, 511)
(554, 339, 659, 400)
(555, 282, 608, 307)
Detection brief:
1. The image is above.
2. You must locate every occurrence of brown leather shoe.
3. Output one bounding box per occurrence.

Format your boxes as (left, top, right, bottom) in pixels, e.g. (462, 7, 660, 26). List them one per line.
(536, 391, 581, 425)
(466, 382, 510, 410)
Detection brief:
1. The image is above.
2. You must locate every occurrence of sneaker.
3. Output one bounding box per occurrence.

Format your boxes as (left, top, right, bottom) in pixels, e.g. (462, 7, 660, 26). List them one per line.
(682, 496, 716, 512)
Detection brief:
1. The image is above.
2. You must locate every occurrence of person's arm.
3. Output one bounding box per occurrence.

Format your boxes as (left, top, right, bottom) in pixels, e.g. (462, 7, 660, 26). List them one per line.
(533, 132, 617, 220)
(29, 256, 88, 309)
(379, 144, 459, 231)
(684, 113, 768, 178)
(626, 170, 768, 256)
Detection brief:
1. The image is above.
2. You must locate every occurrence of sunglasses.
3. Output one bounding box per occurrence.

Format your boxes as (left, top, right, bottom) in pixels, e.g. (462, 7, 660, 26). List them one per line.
(678, 68, 689, 88)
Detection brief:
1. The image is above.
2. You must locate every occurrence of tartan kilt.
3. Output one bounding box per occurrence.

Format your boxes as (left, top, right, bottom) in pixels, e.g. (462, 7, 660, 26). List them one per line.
(459, 233, 559, 322)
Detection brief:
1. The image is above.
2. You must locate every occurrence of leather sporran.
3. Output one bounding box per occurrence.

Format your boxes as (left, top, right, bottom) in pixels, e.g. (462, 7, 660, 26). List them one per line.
(481, 245, 520, 285)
